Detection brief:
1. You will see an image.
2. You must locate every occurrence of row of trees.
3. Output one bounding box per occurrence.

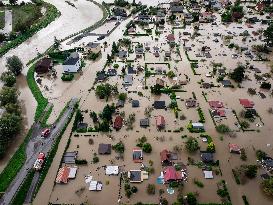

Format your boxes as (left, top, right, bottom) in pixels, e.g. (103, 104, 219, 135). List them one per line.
(0, 56, 23, 157)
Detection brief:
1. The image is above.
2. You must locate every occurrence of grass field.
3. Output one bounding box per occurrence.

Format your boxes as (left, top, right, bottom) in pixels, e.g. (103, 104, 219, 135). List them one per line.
(12, 4, 43, 32)
(0, 9, 5, 29)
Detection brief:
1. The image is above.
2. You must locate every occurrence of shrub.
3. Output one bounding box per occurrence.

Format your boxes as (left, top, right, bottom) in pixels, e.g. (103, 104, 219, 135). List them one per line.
(61, 73, 74, 81)
(187, 192, 197, 205)
(261, 178, 273, 196)
(75, 159, 88, 165)
(256, 150, 267, 160)
(193, 178, 204, 188)
(112, 141, 125, 153)
(146, 184, 155, 195)
(216, 124, 230, 133)
(142, 143, 152, 153)
(260, 82, 271, 90)
(92, 153, 99, 163)
(185, 137, 199, 153)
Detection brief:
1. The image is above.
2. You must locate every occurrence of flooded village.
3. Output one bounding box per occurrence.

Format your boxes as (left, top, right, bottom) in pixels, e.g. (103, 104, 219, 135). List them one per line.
(0, 0, 273, 205)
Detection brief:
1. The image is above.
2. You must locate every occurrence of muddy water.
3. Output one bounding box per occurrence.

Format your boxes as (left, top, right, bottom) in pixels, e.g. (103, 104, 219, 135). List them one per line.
(0, 0, 103, 172)
(23, 1, 273, 205)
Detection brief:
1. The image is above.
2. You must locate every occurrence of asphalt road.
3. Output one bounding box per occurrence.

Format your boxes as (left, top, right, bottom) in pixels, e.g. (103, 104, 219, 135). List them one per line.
(0, 97, 78, 205)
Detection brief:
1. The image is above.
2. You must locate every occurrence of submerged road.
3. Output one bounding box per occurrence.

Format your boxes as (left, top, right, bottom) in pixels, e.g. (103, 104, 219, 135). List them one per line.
(0, 97, 78, 205)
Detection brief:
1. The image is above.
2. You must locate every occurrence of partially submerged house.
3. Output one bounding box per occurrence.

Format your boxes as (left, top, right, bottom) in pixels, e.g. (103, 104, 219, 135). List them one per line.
(114, 116, 123, 130)
(163, 166, 183, 183)
(105, 166, 119, 175)
(156, 115, 165, 129)
(35, 58, 53, 74)
(62, 151, 78, 164)
(85, 42, 101, 54)
(133, 148, 143, 163)
(229, 143, 241, 154)
(123, 75, 133, 86)
(153, 101, 166, 109)
(166, 34, 175, 44)
(192, 122, 204, 130)
(221, 80, 232, 87)
(98, 143, 111, 155)
(63, 52, 81, 73)
(56, 166, 78, 184)
(239, 99, 254, 108)
(140, 118, 150, 128)
(200, 152, 214, 163)
(132, 100, 140, 108)
(160, 149, 172, 166)
(128, 170, 149, 183)
(208, 101, 224, 109)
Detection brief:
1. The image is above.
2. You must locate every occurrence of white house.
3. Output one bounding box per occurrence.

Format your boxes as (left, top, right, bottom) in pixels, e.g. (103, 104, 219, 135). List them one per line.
(63, 52, 81, 73)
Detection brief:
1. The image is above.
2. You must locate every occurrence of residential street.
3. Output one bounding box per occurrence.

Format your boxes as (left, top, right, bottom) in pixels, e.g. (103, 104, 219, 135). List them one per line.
(0, 97, 78, 205)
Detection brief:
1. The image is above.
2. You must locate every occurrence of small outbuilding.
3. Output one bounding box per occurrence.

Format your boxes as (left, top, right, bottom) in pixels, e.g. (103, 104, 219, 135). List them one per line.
(98, 144, 111, 155)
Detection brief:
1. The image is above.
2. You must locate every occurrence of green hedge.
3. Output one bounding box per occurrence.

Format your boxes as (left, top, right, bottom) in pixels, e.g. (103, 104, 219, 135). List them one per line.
(27, 64, 48, 121)
(0, 2, 60, 57)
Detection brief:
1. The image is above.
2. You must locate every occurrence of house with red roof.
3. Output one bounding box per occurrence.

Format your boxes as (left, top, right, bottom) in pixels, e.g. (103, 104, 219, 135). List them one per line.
(163, 166, 183, 183)
(239, 99, 254, 108)
(114, 116, 123, 130)
(133, 148, 143, 163)
(160, 149, 172, 166)
(229, 143, 241, 154)
(208, 101, 224, 109)
(156, 115, 165, 129)
(166, 34, 175, 44)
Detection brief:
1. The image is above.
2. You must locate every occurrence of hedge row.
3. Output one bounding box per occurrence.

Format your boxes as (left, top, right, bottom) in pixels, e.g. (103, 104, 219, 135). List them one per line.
(26, 64, 48, 121)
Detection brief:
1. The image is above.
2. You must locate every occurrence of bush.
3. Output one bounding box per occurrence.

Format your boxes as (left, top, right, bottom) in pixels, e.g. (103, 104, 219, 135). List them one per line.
(185, 137, 199, 153)
(216, 124, 230, 133)
(193, 178, 204, 188)
(187, 192, 197, 205)
(131, 186, 138, 193)
(75, 159, 88, 165)
(244, 165, 257, 179)
(146, 184, 156, 195)
(112, 141, 125, 153)
(197, 107, 205, 123)
(142, 143, 152, 153)
(260, 82, 271, 89)
(61, 73, 74, 81)
(261, 178, 273, 196)
(92, 153, 99, 163)
(118, 93, 127, 101)
(256, 149, 267, 160)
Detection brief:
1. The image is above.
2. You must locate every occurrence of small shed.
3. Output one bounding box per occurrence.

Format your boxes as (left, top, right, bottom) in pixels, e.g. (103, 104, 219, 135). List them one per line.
(98, 144, 111, 155)
(140, 118, 150, 127)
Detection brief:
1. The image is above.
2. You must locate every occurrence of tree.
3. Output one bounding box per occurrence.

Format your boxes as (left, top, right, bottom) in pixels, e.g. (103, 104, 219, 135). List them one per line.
(118, 93, 127, 101)
(0, 86, 19, 106)
(256, 150, 267, 160)
(0, 113, 22, 156)
(111, 42, 119, 56)
(100, 104, 115, 122)
(0, 71, 16, 87)
(207, 142, 216, 153)
(151, 84, 162, 95)
(142, 143, 152, 153)
(216, 124, 230, 133)
(261, 178, 273, 196)
(230, 65, 245, 83)
(241, 165, 258, 179)
(112, 141, 125, 153)
(167, 70, 176, 78)
(95, 83, 118, 100)
(185, 137, 199, 153)
(146, 184, 155, 195)
(187, 192, 197, 205)
(6, 56, 23, 76)
(264, 23, 273, 45)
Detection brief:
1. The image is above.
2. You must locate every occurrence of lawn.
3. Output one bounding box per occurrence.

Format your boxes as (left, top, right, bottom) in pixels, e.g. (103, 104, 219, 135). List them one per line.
(0, 9, 4, 29)
(12, 4, 43, 32)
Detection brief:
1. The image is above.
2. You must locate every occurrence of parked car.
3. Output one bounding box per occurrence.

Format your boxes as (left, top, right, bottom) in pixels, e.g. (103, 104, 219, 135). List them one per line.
(41, 128, 50, 138)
